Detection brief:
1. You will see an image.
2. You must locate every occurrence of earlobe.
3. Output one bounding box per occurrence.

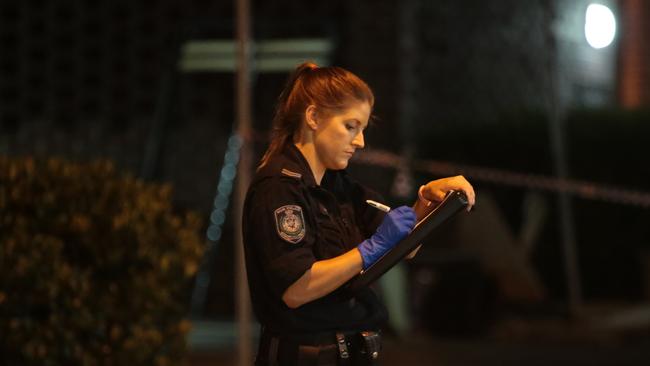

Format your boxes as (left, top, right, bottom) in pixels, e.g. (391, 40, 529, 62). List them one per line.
(305, 105, 319, 131)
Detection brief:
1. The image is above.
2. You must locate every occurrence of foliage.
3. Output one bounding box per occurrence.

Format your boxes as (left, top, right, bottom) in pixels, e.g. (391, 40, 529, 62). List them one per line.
(0, 157, 204, 366)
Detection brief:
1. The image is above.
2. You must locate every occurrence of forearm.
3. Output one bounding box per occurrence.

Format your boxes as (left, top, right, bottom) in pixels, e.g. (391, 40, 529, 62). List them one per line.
(282, 248, 363, 308)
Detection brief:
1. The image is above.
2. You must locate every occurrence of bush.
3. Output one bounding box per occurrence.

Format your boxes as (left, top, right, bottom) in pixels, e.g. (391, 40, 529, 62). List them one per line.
(0, 157, 204, 366)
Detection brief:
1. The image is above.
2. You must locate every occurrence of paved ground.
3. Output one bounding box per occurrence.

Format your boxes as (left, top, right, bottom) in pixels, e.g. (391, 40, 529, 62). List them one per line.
(188, 307, 650, 365)
(189, 333, 650, 366)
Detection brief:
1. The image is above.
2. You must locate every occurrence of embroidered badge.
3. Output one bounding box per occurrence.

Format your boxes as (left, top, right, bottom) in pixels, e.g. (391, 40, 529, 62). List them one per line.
(274, 205, 306, 244)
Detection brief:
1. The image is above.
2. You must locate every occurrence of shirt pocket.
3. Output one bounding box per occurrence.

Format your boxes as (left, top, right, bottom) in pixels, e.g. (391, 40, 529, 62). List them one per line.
(339, 204, 365, 245)
(313, 203, 348, 258)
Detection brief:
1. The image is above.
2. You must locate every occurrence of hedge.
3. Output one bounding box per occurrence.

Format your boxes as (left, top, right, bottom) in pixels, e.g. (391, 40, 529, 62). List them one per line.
(0, 157, 204, 366)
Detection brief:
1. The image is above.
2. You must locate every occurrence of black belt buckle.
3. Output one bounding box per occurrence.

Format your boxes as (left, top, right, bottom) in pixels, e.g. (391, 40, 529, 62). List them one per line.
(359, 330, 381, 362)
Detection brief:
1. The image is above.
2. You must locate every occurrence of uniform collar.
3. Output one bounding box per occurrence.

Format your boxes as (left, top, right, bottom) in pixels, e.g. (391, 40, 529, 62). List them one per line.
(283, 143, 318, 187)
(287, 144, 349, 193)
(258, 143, 345, 189)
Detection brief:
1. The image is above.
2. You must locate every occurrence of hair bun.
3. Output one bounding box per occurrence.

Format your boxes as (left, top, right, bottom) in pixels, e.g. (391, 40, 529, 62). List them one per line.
(298, 61, 319, 71)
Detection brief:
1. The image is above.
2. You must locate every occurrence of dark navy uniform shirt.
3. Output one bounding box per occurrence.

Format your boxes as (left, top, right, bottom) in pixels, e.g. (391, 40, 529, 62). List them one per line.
(243, 143, 388, 334)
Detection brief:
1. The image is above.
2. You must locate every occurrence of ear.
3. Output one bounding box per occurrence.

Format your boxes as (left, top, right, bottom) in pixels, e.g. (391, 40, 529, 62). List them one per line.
(304, 105, 319, 131)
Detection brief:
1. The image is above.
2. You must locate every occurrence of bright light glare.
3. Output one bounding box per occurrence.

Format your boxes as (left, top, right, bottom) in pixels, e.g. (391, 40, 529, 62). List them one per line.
(585, 4, 616, 49)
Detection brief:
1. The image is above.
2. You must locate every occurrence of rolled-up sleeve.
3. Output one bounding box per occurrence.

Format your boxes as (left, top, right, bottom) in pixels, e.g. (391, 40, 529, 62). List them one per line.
(246, 177, 317, 298)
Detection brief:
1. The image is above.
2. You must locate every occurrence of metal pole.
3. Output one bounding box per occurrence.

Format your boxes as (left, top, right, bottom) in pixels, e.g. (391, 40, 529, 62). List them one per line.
(391, 0, 418, 200)
(234, 0, 253, 364)
(544, 1, 582, 317)
(381, 0, 420, 336)
(398, 0, 418, 145)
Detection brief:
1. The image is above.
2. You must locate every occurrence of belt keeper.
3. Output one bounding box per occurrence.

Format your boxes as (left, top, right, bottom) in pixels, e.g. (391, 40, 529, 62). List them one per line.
(335, 332, 349, 359)
(360, 331, 381, 360)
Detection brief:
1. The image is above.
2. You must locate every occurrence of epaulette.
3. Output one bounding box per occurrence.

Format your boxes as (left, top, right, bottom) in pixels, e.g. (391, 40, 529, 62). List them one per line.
(281, 168, 302, 179)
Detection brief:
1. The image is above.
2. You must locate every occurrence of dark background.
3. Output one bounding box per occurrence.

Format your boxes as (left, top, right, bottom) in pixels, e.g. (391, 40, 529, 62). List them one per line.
(2, 0, 650, 363)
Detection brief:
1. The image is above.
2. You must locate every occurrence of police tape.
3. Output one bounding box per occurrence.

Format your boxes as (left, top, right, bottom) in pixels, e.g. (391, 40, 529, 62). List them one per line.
(352, 149, 650, 208)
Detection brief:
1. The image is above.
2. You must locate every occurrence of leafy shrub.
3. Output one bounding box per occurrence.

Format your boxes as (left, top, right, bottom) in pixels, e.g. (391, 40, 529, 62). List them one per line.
(0, 157, 204, 366)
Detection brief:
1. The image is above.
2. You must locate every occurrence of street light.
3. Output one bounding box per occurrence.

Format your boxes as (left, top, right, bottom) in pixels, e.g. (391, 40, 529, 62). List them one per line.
(585, 3, 616, 49)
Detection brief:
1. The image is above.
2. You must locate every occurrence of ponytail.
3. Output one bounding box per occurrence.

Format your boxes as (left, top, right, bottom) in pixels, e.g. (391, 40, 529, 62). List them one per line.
(258, 62, 318, 169)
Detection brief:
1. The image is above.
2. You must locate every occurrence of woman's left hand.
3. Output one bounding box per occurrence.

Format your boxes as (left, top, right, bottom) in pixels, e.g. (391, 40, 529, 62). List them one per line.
(421, 175, 476, 211)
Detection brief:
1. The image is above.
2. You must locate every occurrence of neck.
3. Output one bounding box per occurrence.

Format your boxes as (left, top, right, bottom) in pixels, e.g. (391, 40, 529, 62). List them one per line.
(294, 141, 325, 185)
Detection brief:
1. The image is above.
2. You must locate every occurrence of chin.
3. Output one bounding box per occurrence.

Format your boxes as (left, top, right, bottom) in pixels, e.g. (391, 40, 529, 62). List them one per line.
(327, 159, 349, 170)
(335, 159, 350, 170)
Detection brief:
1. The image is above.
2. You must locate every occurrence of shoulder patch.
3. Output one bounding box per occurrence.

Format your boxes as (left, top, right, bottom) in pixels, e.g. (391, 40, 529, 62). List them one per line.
(281, 168, 302, 179)
(274, 205, 306, 244)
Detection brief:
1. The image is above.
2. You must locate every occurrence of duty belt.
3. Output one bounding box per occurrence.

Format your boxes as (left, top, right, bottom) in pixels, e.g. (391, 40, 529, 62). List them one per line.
(256, 327, 382, 365)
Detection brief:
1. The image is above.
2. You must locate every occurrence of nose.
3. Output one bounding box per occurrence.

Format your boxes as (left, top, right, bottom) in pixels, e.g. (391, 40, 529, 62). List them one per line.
(352, 130, 365, 149)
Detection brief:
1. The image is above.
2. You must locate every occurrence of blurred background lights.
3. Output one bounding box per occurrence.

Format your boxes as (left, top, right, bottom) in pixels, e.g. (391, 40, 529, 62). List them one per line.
(585, 3, 616, 49)
(205, 133, 241, 242)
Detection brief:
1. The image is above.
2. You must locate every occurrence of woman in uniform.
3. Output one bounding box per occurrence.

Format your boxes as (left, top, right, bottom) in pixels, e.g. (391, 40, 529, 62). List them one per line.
(243, 62, 475, 365)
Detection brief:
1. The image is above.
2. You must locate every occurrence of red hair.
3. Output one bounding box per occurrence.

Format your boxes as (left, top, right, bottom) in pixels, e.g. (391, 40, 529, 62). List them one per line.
(258, 62, 374, 168)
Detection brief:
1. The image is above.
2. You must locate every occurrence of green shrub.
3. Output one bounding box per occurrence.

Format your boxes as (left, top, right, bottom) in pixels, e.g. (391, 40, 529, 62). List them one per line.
(0, 157, 204, 366)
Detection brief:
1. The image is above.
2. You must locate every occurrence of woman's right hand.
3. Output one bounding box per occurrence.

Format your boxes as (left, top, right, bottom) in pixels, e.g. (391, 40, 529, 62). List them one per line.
(357, 206, 416, 269)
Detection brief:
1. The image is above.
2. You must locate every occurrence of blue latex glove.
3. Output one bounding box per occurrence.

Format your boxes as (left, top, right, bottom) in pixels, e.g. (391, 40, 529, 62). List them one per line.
(357, 206, 417, 269)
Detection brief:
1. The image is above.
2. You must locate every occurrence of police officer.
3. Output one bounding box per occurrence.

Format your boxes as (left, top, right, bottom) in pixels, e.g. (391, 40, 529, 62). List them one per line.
(243, 62, 475, 365)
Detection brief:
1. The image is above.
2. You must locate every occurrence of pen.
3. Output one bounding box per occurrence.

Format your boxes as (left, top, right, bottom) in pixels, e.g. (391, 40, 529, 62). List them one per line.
(366, 199, 391, 213)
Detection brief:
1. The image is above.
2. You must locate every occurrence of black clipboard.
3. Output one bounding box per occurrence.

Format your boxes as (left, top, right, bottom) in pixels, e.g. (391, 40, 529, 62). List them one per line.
(341, 190, 469, 297)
